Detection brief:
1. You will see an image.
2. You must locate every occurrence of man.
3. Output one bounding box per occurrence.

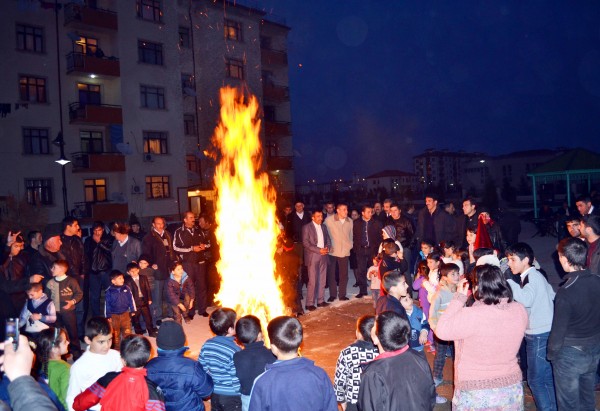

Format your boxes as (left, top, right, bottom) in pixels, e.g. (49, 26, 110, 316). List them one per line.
(506, 242, 557, 411)
(324, 203, 353, 302)
(60, 216, 87, 340)
(129, 218, 146, 242)
(462, 197, 479, 242)
(28, 227, 65, 282)
(580, 215, 600, 274)
(142, 216, 177, 325)
(173, 212, 209, 318)
(386, 203, 414, 276)
(111, 222, 141, 272)
(549, 237, 600, 410)
(575, 195, 599, 217)
(323, 202, 335, 220)
(444, 201, 465, 247)
(277, 204, 292, 231)
(416, 194, 456, 247)
(373, 202, 386, 225)
(302, 210, 331, 311)
(198, 214, 218, 307)
(22, 231, 42, 272)
(358, 311, 436, 411)
(382, 199, 393, 222)
(353, 205, 382, 299)
(84, 221, 112, 317)
(565, 217, 585, 241)
(286, 201, 311, 243)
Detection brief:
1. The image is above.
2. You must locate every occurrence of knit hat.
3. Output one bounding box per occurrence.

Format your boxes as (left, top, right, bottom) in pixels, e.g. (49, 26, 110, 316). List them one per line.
(476, 254, 500, 267)
(137, 254, 151, 265)
(156, 320, 186, 350)
(382, 225, 396, 239)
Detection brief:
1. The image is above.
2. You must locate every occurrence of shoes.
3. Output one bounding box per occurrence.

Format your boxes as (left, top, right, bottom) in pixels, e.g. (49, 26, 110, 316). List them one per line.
(317, 302, 330, 308)
(198, 311, 209, 317)
(148, 330, 158, 338)
(339, 297, 349, 301)
(188, 312, 195, 320)
(327, 297, 336, 302)
(184, 317, 191, 324)
(306, 305, 317, 311)
(435, 396, 447, 404)
(434, 378, 442, 387)
(355, 293, 365, 299)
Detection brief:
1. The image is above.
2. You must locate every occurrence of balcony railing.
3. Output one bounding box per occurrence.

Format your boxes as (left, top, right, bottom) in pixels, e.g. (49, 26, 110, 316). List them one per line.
(264, 120, 291, 137)
(66, 52, 120, 77)
(263, 83, 289, 102)
(267, 156, 294, 171)
(71, 152, 126, 172)
(261, 48, 288, 66)
(73, 202, 128, 221)
(64, 2, 118, 31)
(69, 102, 123, 124)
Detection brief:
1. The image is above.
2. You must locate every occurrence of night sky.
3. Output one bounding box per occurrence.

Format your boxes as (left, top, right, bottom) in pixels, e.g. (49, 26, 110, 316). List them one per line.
(250, 1, 600, 183)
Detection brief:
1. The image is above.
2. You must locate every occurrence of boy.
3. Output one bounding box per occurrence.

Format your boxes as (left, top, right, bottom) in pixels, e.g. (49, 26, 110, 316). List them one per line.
(233, 315, 276, 411)
(199, 307, 242, 410)
(506, 242, 556, 410)
(166, 261, 195, 324)
(249, 316, 337, 411)
(358, 311, 436, 411)
(138, 254, 160, 327)
(146, 319, 214, 411)
(19, 282, 56, 336)
(66, 317, 122, 411)
(333, 315, 379, 411)
(400, 294, 430, 356)
(375, 270, 409, 317)
(105, 270, 136, 348)
(125, 262, 157, 337)
(429, 263, 459, 388)
(413, 240, 434, 276)
(46, 259, 82, 359)
(72, 334, 165, 411)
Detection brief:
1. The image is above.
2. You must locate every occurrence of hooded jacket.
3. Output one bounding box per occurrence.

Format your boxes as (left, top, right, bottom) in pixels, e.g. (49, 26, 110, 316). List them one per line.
(166, 272, 194, 305)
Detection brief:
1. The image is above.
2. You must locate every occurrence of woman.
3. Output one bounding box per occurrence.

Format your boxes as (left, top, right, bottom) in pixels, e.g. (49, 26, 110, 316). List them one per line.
(435, 264, 527, 410)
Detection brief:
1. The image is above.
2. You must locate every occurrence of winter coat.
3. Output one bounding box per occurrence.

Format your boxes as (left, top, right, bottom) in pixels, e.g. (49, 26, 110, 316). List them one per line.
(142, 230, 176, 281)
(84, 234, 112, 274)
(166, 273, 194, 305)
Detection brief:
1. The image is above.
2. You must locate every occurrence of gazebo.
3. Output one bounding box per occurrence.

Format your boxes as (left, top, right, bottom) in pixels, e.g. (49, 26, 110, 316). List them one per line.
(527, 148, 600, 218)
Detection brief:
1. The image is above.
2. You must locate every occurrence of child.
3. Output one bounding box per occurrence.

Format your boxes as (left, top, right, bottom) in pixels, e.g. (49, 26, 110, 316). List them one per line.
(377, 241, 408, 296)
(366, 256, 381, 308)
(429, 263, 460, 387)
(19, 282, 56, 337)
(105, 270, 136, 348)
(375, 271, 409, 317)
(45, 259, 82, 359)
(399, 294, 430, 357)
(146, 319, 214, 411)
(125, 262, 157, 337)
(66, 317, 122, 411)
(233, 315, 276, 411)
(333, 315, 379, 411)
(412, 260, 435, 350)
(249, 316, 337, 411)
(452, 248, 468, 275)
(413, 240, 434, 276)
(199, 307, 242, 410)
(36, 327, 70, 410)
(166, 261, 195, 324)
(440, 241, 456, 264)
(72, 334, 165, 411)
(138, 254, 160, 328)
(425, 251, 443, 303)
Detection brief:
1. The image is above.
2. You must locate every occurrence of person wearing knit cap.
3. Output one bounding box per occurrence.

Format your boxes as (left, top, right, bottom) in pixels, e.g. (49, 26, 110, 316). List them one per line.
(146, 319, 213, 411)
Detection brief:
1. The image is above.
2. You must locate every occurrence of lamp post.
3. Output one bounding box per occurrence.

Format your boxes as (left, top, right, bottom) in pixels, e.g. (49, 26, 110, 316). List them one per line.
(53, 133, 70, 217)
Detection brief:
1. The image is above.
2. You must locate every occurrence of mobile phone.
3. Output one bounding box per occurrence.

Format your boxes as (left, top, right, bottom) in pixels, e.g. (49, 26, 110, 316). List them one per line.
(6, 318, 19, 351)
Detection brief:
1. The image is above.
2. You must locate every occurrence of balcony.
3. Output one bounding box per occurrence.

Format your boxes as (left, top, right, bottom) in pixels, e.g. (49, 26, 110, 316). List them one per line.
(66, 52, 120, 77)
(64, 3, 118, 31)
(69, 103, 122, 125)
(267, 156, 294, 171)
(73, 202, 128, 221)
(264, 120, 291, 137)
(263, 83, 289, 102)
(261, 48, 288, 66)
(71, 152, 126, 172)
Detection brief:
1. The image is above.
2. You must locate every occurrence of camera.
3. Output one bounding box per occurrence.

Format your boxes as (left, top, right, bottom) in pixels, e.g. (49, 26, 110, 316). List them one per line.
(6, 318, 19, 351)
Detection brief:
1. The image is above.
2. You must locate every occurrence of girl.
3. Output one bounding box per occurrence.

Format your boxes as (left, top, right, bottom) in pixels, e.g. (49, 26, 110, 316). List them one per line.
(453, 249, 468, 276)
(413, 260, 435, 350)
(36, 327, 71, 410)
(425, 251, 443, 303)
(440, 241, 456, 264)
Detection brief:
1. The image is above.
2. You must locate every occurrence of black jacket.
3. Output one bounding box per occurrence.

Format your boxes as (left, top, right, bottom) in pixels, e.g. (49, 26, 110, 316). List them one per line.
(84, 234, 113, 273)
(359, 347, 436, 411)
(385, 215, 414, 248)
(233, 341, 276, 395)
(142, 229, 176, 281)
(173, 224, 211, 264)
(286, 211, 312, 243)
(353, 218, 382, 257)
(416, 207, 456, 246)
(60, 234, 86, 277)
(124, 273, 152, 308)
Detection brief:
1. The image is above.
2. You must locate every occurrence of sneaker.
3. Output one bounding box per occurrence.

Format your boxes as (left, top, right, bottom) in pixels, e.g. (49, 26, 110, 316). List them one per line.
(435, 396, 447, 404)
(434, 378, 442, 387)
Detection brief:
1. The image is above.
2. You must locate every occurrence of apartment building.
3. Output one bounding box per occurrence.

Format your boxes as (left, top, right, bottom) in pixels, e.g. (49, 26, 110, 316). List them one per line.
(413, 149, 482, 191)
(0, 0, 294, 224)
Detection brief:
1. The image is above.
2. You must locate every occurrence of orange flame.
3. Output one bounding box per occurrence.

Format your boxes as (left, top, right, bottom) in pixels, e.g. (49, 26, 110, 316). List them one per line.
(212, 87, 285, 333)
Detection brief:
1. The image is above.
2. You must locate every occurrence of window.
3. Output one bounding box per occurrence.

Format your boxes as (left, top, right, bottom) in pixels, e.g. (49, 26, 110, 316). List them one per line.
(143, 131, 168, 154)
(16, 24, 44, 53)
(146, 176, 170, 199)
(77, 83, 101, 105)
(186, 155, 199, 174)
(136, 0, 162, 22)
(25, 179, 53, 205)
(264, 105, 276, 122)
(179, 26, 190, 48)
(260, 36, 271, 49)
(23, 128, 50, 154)
(226, 59, 244, 80)
(84, 178, 107, 202)
(183, 114, 196, 135)
(138, 40, 163, 65)
(181, 73, 195, 91)
(73, 35, 98, 55)
(19, 76, 46, 103)
(80, 130, 103, 153)
(224, 19, 242, 41)
(140, 85, 165, 109)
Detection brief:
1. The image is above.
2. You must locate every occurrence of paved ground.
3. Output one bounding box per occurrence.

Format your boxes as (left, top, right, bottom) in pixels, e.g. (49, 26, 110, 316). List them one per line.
(158, 221, 594, 409)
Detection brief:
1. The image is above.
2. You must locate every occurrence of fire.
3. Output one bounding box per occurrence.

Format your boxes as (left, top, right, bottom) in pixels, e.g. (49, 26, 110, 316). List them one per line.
(212, 87, 286, 333)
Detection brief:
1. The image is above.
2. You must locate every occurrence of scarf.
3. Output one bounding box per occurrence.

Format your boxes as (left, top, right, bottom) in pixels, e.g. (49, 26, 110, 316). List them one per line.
(474, 215, 493, 250)
(100, 367, 149, 411)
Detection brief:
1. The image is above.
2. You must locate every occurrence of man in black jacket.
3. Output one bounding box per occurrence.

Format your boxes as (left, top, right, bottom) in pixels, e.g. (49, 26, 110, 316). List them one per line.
(549, 237, 600, 410)
(387, 203, 414, 275)
(353, 205, 382, 299)
(84, 221, 112, 317)
(359, 311, 436, 411)
(415, 194, 456, 247)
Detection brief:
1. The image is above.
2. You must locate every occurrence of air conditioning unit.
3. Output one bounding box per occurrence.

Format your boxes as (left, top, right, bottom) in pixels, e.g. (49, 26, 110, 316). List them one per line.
(143, 153, 154, 162)
(131, 185, 143, 195)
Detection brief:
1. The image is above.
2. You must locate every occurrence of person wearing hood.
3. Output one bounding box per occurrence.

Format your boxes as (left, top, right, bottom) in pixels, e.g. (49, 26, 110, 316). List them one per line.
(474, 208, 506, 255)
(166, 261, 194, 324)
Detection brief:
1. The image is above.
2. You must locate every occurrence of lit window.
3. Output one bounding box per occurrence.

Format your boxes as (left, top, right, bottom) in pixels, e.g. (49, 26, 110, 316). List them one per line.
(143, 131, 168, 154)
(25, 178, 53, 205)
(19, 76, 47, 103)
(224, 19, 242, 41)
(146, 176, 170, 199)
(226, 59, 244, 80)
(84, 179, 107, 202)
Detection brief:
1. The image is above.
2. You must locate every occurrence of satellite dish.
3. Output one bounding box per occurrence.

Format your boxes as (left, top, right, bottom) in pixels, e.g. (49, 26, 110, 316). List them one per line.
(116, 142, 133, 155)
(184, 87, 197, 97)
(67, 32, 82, 42)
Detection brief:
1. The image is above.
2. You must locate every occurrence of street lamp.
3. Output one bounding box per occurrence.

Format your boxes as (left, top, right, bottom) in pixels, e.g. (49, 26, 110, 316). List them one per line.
(53, 133, 70, 217)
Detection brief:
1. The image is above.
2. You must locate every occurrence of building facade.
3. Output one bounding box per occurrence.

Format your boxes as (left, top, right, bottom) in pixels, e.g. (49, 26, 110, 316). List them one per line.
(413, 149, 482, 193)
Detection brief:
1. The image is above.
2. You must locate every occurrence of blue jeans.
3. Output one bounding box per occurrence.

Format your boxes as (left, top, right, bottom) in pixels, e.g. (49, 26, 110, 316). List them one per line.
(553, 344, 600, 411)
(241, 394, 250, 411)
(526, 332, 557, 410)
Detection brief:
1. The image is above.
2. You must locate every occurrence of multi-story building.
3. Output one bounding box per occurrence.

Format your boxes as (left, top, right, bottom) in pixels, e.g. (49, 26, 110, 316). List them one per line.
(0, 0, 294, 225)
(364, 170, 418, 198)
(413, 149, 482, 192)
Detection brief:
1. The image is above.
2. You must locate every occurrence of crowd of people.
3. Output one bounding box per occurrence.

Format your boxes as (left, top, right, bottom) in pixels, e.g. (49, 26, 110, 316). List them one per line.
(1, 193, 599, 410)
